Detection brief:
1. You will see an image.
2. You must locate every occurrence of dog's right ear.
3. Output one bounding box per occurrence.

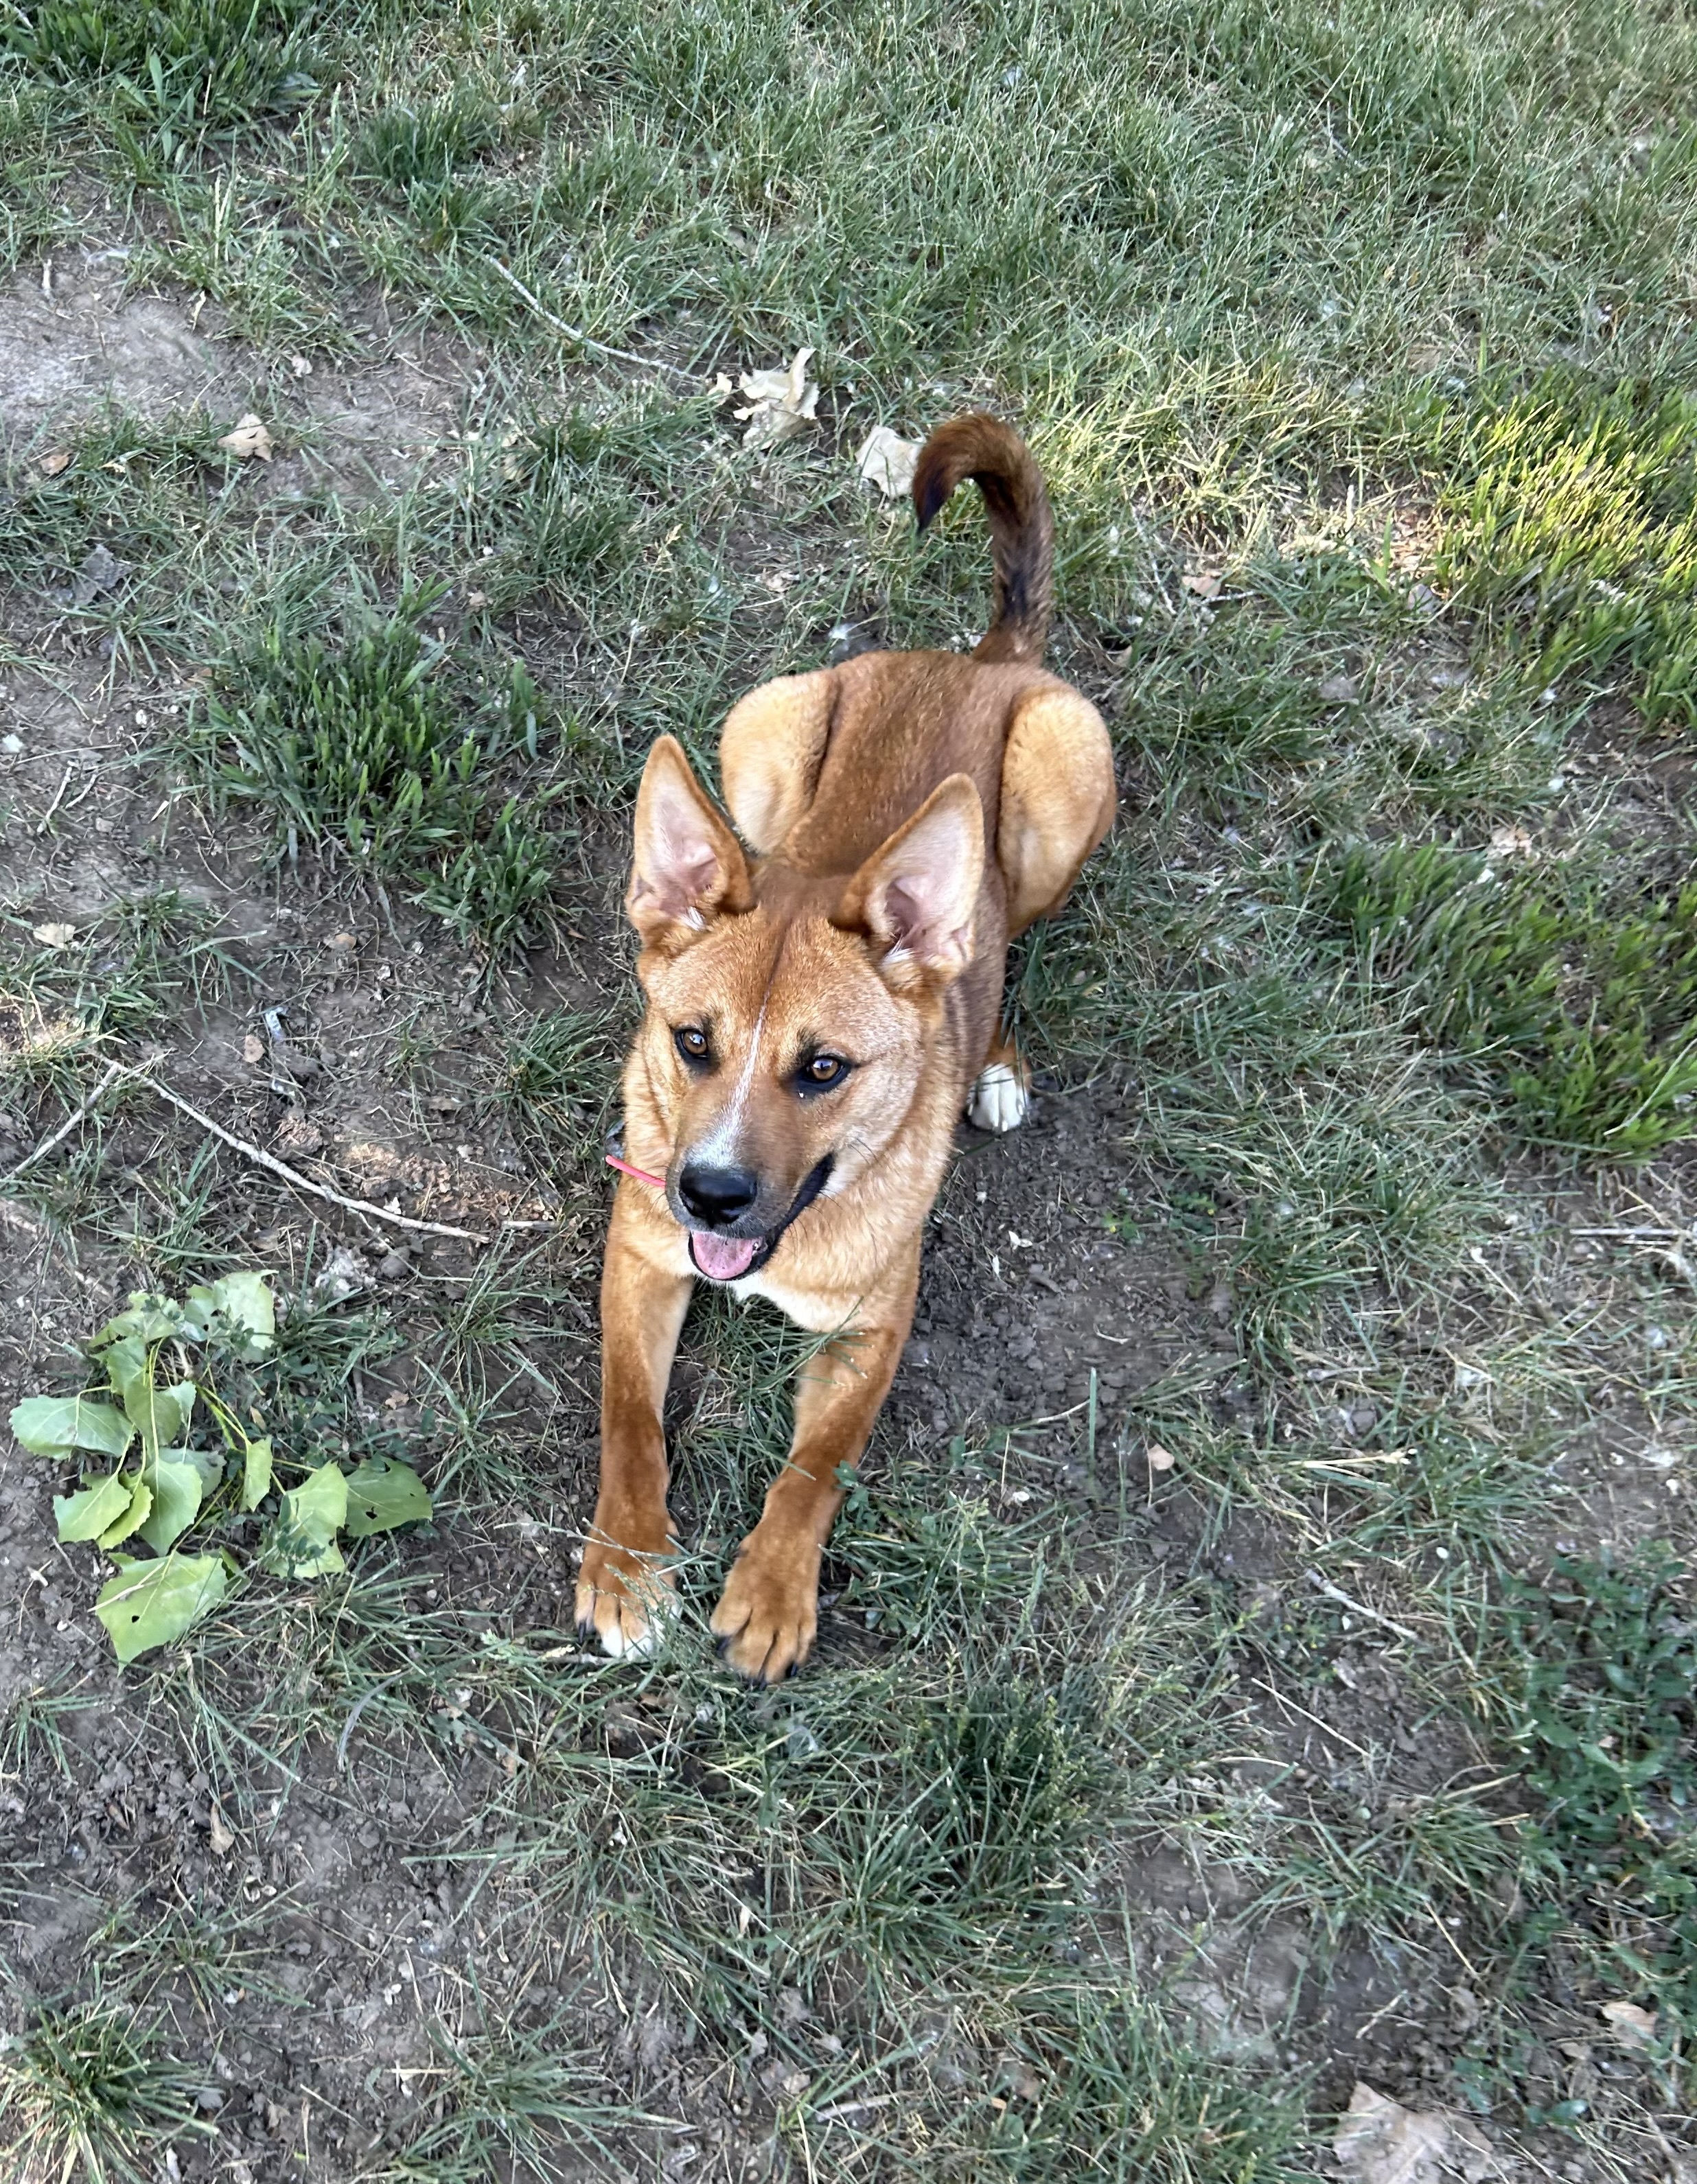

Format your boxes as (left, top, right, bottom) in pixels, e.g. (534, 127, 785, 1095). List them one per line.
(627, 736, 752, 946)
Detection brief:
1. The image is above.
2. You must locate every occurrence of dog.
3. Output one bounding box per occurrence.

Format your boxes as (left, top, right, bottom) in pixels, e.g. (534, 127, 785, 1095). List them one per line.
(575, 414, 1116, 1681)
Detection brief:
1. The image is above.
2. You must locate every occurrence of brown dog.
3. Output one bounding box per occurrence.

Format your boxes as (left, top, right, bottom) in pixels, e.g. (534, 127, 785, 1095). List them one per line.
(575, 415, 1116, 1680)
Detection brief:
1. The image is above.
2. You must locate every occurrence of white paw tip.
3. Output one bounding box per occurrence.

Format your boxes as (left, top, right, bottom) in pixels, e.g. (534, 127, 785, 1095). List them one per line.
(969, 1060, 1028, 1132)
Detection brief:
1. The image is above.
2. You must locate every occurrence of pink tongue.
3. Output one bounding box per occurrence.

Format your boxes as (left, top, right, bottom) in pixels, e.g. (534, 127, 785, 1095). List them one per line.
(691, 1232, 762, 1281)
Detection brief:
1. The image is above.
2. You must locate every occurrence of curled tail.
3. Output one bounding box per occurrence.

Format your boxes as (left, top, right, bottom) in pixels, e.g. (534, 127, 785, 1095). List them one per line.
(912, 413, 1054, 664)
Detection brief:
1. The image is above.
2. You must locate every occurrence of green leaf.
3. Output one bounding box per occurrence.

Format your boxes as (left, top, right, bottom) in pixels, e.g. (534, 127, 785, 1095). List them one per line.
(98, 1476, 152, 1550)
(240, 1436, 273, 1512)
(95, 1555, 226, 1664)
(138, 1458, 203, 1553)
(91, 1294, 186, 1349)
(54, 1471, 135, 1543)
(260, 1462, 347, 1578)
(102, 1335, 150, 1404)
(176, 1443, 226, 1494)
(185, 1272, 275, 1358)
(11, 1395, 135, 1459)
(343, 1458, 432, 1536)
(124, 1376, 196, 1456)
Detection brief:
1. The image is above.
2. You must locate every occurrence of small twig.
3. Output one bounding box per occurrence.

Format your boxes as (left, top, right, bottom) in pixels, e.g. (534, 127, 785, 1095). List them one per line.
(1571, 1224, 1694, 1241)
(1304, 1569, 1421, 1646)
(0, 1060, 129, 1185)
(136, 1076, 496, 1243)
(809, 2092, 903, 2126)
(34, 763, 73, 835)
(4, 1062, 553, 1246)
(485, 257, 702, 384)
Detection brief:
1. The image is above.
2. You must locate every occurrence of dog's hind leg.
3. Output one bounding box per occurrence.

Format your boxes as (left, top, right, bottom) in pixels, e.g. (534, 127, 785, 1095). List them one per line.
(997, 686, 1116, 937)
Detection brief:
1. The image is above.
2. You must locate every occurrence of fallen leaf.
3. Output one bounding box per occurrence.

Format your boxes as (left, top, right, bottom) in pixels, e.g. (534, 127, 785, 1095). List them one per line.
(218, 413, 275, 462)
(1181, 569, 1223, 600)
(208, 1801, 235, 1856)
(1488, 824, 1536, 860)
(732, 348, 819, 451)
(856, 425, 921, 499)
(242, 1034, 265, 1065)
(38, 448, 72, 477)
(95, 1554, 226, 1664)
(1600, 1998, 1658, 2051)
(288, 353, 313, 379)
(1333, 2084, 1451, 2184)
(1146, 1443, 1176, 1472)
(32, 921, 77, 948)
(61, 542, 131, 607)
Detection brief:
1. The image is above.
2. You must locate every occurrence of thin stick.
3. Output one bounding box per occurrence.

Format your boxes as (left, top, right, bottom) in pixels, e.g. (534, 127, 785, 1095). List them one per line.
(485, 258, 702, 384)
(137, 1076, 495, 1244)
(1304, 1568, 1421, 1645)
(0, 1060, 128, 1185)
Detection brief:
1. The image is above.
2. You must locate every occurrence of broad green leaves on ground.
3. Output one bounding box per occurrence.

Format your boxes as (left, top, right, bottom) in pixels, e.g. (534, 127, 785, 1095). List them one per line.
(8, 1273, 432, 1662)
(95, 1557, 229, 1666)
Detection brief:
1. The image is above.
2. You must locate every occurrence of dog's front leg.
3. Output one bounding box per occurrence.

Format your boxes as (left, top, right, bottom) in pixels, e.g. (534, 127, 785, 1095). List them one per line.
(711, 1257, 917, 1682)
(576, 1188, 693, 1658)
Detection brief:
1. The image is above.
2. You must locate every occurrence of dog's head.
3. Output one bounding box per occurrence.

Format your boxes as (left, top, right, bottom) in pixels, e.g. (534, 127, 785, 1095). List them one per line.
(624, 736, 984, 1281)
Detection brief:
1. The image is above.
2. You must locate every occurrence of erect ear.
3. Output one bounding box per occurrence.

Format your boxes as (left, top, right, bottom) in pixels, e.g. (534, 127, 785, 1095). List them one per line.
(627, 736, 752, 946)
(837, 774, 984, 989)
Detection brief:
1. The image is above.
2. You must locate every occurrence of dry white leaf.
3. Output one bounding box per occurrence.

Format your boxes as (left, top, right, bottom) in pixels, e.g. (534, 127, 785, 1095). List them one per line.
(1146, 1443, 1176, 1473)
(1318, 671, 1358, 704)
(1600, 1998, 1658, 2050)
(1181, 569, 1223, 600)
(1488, 824, 1535, 860)
(733, 348, 819, 451)
(38, 448, 72, 478)
(856, 426, 921, 499)
(218, 413, 275, 462)
(32, 922, 76, 948)
(1333, 2084, 1451, 2184)
(288, 353, 313, 380)
(207, 1801, 235, 1856)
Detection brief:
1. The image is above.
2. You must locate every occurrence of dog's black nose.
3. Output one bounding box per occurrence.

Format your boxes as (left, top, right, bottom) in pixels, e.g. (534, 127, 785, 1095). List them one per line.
(678, 1162, 759, 1225)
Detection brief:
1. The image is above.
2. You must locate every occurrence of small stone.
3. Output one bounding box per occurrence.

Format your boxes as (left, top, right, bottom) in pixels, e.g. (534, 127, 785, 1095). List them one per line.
(376, 1251, 412, 1283)
(1348, 1404, 1377, 1437)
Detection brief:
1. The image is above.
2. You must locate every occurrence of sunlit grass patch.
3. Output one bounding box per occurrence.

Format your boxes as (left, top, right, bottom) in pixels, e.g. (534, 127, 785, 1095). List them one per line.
(1416, 371, 1697, 727)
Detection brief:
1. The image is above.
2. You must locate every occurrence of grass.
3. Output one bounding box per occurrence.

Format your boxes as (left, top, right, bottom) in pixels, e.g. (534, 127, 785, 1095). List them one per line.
(0, 1993, 208, 2184)
(1501, 1548, 1697, 2028)
(1, 0, 1696, 2175)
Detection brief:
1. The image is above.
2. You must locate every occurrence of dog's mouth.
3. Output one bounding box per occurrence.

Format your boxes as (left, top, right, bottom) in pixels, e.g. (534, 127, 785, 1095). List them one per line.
(684, 1157, 833, 1284)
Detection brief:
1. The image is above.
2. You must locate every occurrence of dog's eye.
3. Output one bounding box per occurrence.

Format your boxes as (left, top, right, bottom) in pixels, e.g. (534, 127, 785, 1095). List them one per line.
(798, 1054, 849, 1091)
(674, 1025, 711, 1063)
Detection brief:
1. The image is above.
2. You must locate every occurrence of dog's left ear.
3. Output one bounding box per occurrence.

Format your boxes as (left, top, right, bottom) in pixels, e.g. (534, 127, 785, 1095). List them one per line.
(838, 774, 984, 990)
(627, 736, 752, 946)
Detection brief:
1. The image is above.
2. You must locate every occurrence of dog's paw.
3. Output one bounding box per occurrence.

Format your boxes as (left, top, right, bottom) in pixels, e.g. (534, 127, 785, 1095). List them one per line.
(968, 1057, 1029, 1132)
(575, 1515, 678, 1660)
(710, 1529, 820, 1683)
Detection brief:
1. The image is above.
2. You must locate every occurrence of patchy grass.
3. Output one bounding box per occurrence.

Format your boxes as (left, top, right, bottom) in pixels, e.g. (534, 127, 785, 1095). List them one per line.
(1326, 844, 1697, 1156)
(1, 0, 1696, 2176)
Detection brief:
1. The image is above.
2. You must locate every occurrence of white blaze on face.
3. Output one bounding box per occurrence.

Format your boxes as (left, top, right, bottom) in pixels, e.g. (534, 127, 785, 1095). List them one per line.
(695, 996, 769, 1172)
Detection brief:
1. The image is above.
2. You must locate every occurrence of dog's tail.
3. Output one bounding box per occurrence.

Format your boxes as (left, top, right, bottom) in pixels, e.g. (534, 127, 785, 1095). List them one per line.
(912, 413, 1054, 664)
